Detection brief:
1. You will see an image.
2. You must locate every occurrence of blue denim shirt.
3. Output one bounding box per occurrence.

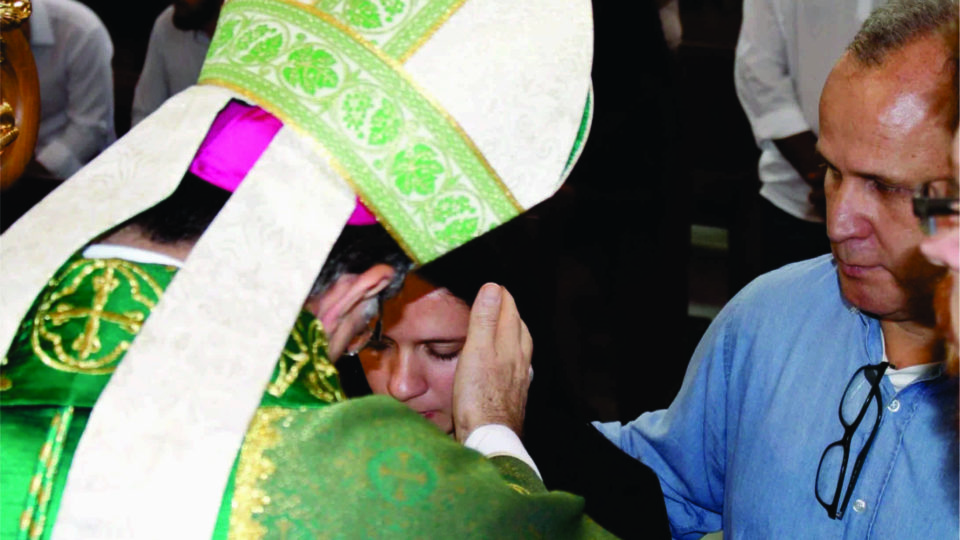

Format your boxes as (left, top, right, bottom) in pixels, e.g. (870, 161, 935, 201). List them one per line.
(595, 255, 958, 539)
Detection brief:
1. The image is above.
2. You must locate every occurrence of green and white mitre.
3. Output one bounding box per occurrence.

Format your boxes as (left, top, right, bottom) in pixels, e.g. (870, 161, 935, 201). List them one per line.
(0, 0, 593, 538)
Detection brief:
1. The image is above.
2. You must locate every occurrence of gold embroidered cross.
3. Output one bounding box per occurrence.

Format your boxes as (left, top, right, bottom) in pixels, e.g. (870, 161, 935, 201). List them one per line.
(32, 260, 164, 374)
(47, 270, 145, 360)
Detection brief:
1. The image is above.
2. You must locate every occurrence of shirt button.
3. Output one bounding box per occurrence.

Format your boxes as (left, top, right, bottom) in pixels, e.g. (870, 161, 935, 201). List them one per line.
(888, 399, 901, 412)
(853, 499, 867, 513)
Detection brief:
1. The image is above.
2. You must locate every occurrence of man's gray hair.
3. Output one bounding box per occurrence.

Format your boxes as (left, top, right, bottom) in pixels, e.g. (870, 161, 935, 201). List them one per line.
(848, 0, 958, 66)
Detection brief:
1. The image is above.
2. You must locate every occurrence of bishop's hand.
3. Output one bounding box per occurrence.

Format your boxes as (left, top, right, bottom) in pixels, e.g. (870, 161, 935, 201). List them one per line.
(452, 283, 533, 443)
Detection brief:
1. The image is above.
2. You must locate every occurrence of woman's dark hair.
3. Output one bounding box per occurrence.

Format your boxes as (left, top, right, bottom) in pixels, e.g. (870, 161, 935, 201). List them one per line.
(416, 219, 531, 310)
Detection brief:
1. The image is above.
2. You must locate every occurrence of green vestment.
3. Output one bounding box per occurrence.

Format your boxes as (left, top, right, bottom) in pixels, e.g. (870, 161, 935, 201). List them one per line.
(1, 254, 613, 539)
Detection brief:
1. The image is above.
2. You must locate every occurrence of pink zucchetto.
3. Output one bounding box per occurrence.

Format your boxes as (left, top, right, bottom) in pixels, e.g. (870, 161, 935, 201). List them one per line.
(189, 100, 377, 225)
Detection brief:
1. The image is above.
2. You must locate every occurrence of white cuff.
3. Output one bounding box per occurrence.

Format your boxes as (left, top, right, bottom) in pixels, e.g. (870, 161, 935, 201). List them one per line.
(464, 424, 541, 480)
(751, 105, 811, 143)
(35, 139, 83, 179)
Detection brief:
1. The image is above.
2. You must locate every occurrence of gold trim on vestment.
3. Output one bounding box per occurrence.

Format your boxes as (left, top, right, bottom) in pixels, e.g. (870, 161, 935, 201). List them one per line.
(18, 406, 74, 540)
(228, 407, 289, 540)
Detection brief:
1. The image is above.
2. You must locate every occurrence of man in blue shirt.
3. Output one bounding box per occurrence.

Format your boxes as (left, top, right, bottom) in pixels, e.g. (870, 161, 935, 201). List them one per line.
(594, 0, 959, 537)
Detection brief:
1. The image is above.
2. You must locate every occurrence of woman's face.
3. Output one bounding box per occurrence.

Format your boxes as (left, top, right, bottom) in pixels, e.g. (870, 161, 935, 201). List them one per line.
(359, 274, 470, 434)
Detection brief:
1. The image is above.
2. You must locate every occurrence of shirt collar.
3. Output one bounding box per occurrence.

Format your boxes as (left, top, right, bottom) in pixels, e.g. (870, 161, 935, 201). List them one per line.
(886, 359, 945, 387)
(82, 243, 185, 268)
(28, 0, 55, 46)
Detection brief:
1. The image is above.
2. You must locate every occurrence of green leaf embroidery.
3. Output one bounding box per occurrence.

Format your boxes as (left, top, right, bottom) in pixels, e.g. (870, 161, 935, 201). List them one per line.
(391, 144, 443, 196)
(368, 99, 401, 145)
(432, 196, 474, 223)
(345, 0, 383, 29)
(207, 19, 238, 57)
(382, 0, 405, 18)
(282, 46, 340, 95)
(240, 30, 283, 63)
(342, 91, 374, 131)
(235, 24, 269, 54)
(436, 218, 479, 245)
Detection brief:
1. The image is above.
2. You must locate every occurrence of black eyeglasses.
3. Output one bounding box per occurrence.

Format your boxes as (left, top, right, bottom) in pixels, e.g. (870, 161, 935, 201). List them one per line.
(815, 362, 889, 520)
(346, 293, 384, 355)
(371, 295, 384, 343)
(913, 179, 959, 235)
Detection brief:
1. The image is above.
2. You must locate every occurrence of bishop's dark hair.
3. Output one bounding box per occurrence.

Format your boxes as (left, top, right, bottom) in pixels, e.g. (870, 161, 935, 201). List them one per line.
(120, 172, 412, 297)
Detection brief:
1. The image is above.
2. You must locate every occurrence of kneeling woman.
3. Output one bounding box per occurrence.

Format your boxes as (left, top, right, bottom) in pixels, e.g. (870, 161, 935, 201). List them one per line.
(357, 272, 471, 435)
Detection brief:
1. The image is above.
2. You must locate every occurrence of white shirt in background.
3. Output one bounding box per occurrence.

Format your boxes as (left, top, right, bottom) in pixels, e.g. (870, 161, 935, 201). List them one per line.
(734, 0, 879, 222)
(30, 0, 115, 179)
(131, 5, 211, 127)
(659, 0, 682, 51)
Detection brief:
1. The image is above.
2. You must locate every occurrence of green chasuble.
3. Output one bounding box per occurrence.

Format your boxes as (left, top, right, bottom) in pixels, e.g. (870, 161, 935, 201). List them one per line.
(1, 254, 613, 539)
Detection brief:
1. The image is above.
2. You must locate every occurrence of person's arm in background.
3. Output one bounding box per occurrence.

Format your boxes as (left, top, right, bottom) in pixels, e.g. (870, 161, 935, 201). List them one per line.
(657, 0, 682, 51)
(774, 131, 825, 216)
(34, 19, 115, 179)
(734, 0, 825, 217)
(131, 11, 171, 128)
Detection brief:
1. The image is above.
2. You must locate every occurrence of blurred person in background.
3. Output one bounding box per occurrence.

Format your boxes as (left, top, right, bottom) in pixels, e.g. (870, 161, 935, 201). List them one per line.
(130, 0, 221, 126)
(26, 0, 115, 180)
(2, 0, 115, 231)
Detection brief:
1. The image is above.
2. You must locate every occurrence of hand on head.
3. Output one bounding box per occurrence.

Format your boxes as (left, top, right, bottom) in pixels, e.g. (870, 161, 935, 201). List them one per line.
(452, 283, 533, 443)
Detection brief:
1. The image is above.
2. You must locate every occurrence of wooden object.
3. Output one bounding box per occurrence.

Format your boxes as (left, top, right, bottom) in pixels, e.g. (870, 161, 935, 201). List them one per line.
(1, 1, 40, 190)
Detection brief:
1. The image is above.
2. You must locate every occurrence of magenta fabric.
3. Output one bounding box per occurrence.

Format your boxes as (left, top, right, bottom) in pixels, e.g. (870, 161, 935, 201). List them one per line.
(189, 100, 377, 225)
(188, 101, 283, 193)
(346, 198, 378, 225)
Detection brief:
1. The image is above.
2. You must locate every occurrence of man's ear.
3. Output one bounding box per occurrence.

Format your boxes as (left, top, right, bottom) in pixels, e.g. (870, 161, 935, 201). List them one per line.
(312, 264, 396, 341)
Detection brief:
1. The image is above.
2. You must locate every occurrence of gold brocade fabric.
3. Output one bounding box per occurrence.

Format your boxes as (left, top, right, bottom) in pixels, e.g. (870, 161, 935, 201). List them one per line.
(228, 408, 289, 540)
(266, 314, 344, 405)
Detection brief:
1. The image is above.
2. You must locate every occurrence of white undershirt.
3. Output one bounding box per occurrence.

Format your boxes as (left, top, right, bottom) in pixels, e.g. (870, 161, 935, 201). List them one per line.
(82, 243, 184, 267)
(464, 425, 542, 479)
(880, 329, 946, 392)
